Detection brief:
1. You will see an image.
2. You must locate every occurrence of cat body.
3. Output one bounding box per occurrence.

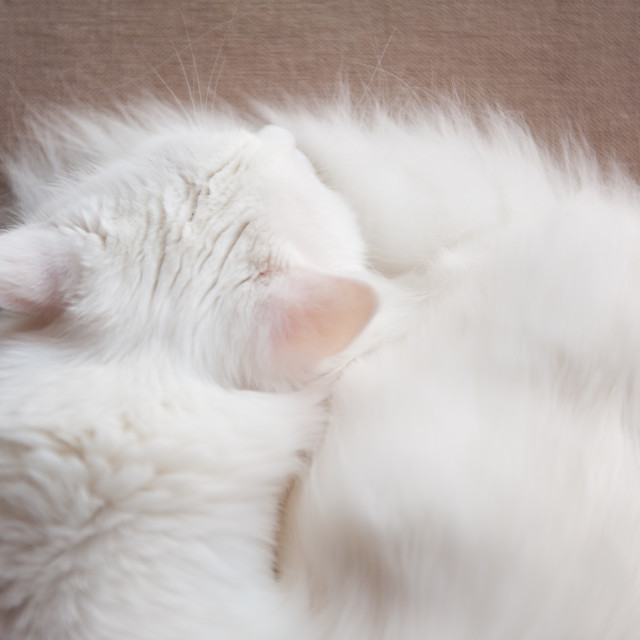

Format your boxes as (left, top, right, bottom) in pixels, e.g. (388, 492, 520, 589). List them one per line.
(271, 104, 640, 638)
(0, 360, 319, 640)
(280, 228, 640, 638)
(2, 97, 640, 639)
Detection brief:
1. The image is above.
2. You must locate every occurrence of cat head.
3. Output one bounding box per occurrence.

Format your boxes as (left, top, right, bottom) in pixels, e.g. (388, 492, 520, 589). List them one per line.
(0, 110, 377, 390)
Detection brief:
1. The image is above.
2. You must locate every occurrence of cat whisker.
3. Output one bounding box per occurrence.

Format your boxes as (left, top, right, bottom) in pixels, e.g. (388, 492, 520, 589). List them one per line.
(6, 79, 60, 136)
(207, 57, 226, 113)
(144, 61, 192, 123)
(179, 8, 203, 113)
(111, 17, 232, 94)
(205, 4, 237, 112)
(352, 61, 424, 105)
(357, 28, 396, 108)
(172, 42, 196, 114)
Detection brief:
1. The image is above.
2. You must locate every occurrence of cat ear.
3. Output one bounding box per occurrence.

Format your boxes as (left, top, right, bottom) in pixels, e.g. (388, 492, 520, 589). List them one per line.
(257, 125, 296, 151)
(0, 225, 79, 317)
(266, 269, 378, 368)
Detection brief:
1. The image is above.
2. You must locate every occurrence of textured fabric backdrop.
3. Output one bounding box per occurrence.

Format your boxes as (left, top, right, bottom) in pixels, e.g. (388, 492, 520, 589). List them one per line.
(1, 0, 639, 202)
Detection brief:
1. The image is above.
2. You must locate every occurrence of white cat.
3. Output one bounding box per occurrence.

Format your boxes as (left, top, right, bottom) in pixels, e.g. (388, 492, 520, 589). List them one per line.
(0, 106, 377, 639)
(269, 103, 640, 639)
(3, 97, 640, 640)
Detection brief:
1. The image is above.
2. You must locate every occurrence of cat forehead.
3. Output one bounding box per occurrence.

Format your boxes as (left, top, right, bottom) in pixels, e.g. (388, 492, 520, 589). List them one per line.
(60, 128, 288, 218)
(138, 127, 257, 176)
(36, 119, 333, 264)
(134, 125, 306, 196)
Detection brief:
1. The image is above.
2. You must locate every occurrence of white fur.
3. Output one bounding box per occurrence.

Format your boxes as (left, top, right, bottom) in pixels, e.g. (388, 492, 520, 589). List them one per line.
(3, 98, 640, 639)
(0, 105, 375, 639)
(271, 103, 640, 639)
(0, 365, 322, 640)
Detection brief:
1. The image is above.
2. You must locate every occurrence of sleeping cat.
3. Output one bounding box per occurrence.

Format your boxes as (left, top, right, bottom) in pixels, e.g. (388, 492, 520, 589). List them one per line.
(2, 97, 640, 640)
(0, 106, 377, 639)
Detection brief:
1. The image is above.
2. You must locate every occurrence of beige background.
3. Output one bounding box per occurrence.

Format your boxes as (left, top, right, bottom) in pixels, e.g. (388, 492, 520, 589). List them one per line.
(1, 0, 639, 201)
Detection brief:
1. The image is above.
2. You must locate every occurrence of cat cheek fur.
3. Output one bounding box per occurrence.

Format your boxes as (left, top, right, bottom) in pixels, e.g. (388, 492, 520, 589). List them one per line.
(0, 225, 82, 318)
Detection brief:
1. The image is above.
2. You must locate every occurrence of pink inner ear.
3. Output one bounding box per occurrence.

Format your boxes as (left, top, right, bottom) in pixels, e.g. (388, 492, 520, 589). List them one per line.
(270, 270, 378, 366)
(0, 226, 75, 317)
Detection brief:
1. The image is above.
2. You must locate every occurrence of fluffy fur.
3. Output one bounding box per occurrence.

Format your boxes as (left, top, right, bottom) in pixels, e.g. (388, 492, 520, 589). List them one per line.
(271, 103, 640, 638)
(2, 98, 640, 639)
(0, 106, 376, 639)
